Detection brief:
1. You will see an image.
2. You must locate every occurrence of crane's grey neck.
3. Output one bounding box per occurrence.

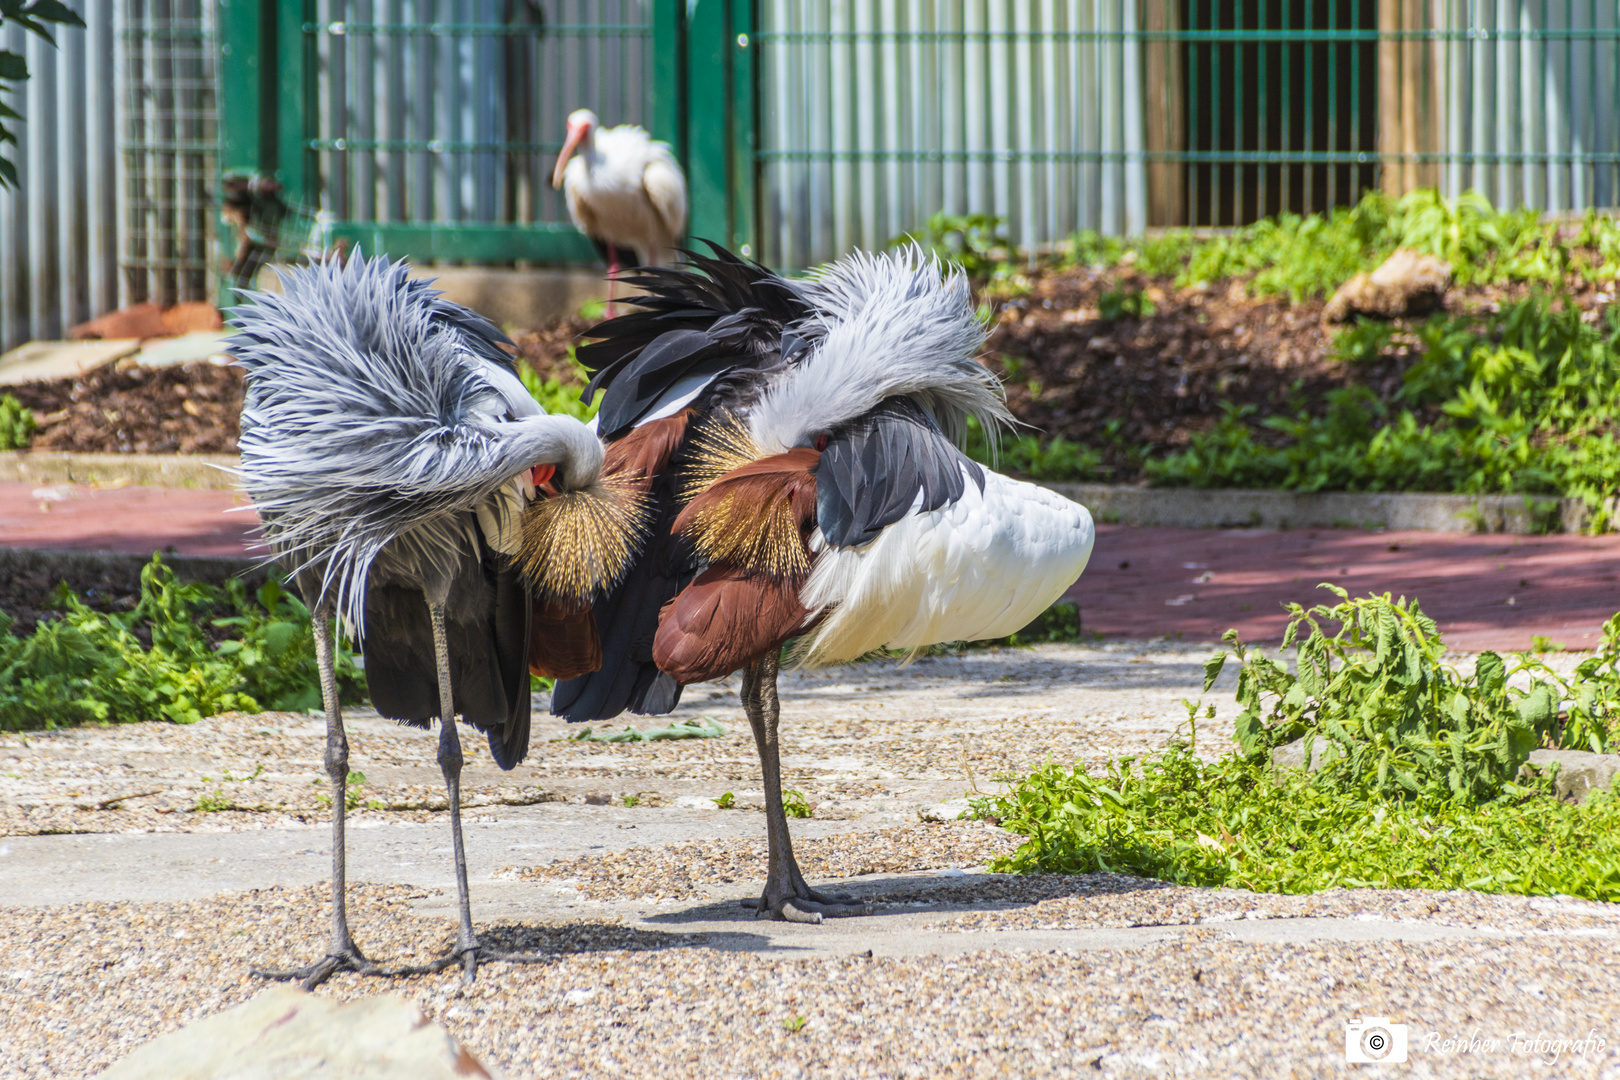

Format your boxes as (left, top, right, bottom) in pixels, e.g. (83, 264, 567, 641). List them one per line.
(521, 413, 604, 489)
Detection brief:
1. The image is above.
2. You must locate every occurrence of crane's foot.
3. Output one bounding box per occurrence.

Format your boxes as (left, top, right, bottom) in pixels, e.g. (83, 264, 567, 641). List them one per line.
(744, 882, 875, 924)
(253, 946, 383, 991)
(255, 946, 488, 989)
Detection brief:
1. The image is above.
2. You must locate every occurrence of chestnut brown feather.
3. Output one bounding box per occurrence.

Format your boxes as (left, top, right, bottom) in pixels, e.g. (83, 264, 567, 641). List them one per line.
(517, 475, 649, 604)
(529, 597, 602, 680)
(671, 448, 820, 578)
(604, 408, 694, 491)
(653, 565, 811, 685)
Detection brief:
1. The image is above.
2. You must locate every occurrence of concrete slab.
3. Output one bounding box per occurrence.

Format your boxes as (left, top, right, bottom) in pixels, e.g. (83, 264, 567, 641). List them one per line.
(129, 330, 234, 369)
(0, 339, 140, 386)
(254, 263, 611, 328)
(1, 814, 1604, 962)
(0, 452, 239, 489)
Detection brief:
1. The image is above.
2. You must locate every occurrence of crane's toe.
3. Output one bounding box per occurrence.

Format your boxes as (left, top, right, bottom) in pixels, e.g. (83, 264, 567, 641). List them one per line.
(253, 945, 381, 990)
(746, 889, 877, 922)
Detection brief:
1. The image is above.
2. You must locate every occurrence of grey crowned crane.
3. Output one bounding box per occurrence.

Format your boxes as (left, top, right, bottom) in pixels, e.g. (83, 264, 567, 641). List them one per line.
(229, 255, 644, 984)
(554, 244, 1096, 922)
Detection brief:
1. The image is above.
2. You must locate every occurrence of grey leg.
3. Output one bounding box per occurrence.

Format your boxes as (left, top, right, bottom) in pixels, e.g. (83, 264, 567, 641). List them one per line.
(429, 601, 479, 983)
(255, 604, 379, 988)
(743, 654, 872, 923)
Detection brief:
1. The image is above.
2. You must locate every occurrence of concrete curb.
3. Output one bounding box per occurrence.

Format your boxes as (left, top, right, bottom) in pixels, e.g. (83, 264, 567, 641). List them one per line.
(1042, 482, 1608, 535)
(2, 452, 1609, 535)
(0, 451, 237, 490)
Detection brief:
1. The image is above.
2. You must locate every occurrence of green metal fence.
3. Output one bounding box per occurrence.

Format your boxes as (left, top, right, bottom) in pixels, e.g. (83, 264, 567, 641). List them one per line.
(216, 1, 1620, 276)
(755, 1, 1620, 269)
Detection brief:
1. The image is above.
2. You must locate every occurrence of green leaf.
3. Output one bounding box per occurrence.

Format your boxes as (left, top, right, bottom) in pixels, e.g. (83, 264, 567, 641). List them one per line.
(22, 1, 88, 28)
(1201, 652, 1226, 693)
(0, 51, 27, 81)
(1475, 652, 1506, 698)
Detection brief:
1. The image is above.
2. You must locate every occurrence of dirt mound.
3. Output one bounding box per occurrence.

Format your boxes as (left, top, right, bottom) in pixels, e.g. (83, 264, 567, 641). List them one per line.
(7, 360, 244, 454)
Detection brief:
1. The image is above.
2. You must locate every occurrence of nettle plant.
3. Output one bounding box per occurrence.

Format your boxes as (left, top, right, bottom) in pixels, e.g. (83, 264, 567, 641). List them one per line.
(1214, 586, 1620, 806)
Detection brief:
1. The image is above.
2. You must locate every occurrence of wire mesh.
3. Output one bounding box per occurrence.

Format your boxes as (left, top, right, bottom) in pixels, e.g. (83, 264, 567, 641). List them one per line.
(306, 0, 652, 247)
(756, 0, 1620, 270)
(119, 0, 219, 307)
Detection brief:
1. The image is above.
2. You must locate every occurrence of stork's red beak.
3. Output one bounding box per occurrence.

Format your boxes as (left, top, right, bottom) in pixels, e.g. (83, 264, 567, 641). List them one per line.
(532, 463, 559, 497)
(552, 118, 590, 190)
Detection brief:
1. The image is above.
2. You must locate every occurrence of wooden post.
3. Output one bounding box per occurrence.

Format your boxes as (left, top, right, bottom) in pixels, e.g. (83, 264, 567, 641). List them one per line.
(1141, 0, 1185, 226)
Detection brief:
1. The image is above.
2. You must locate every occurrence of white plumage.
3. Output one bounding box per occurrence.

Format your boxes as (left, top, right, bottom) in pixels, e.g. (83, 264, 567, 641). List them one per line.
(798, 469, 1095, 666)
(553, 108, 687, 270)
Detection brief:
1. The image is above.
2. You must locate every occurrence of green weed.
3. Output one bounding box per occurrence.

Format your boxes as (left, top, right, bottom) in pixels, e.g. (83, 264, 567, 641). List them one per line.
(782, 789, 812, 819)
(519, 358, 600, 422)
(1146, 294, 1620, 513)
(0, 394, 35, 450)
(713, 792, 736, 810)
(889, 212, 1010, 281)
(0, 555, 366, 731)
(981, 593, 1620, 900)
(1098, 288, 1155, 322)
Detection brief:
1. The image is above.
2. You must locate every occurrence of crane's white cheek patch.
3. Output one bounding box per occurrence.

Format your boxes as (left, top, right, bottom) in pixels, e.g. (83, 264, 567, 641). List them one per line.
(475, 474, 532, 557)
(799, 470, 1094, 666)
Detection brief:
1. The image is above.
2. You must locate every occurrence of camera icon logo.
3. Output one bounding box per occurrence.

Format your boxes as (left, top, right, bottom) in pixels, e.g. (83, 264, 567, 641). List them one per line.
(1345, 1017, 1409, 1063)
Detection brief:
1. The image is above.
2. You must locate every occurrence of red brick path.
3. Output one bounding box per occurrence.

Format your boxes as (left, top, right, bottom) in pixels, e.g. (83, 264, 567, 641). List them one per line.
(1068, 524, 1620, 652)
(4, 483, 1618, 653)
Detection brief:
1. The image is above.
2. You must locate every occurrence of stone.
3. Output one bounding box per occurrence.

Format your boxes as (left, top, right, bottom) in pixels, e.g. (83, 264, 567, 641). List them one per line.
(1523, 749, 1620, 805)
(98, 986, 501, 1080)
(1322, 248, 1452, 324)
(131, 330, 236, 369)
(920, 798, 973, 823)
(1271, 737, 1340, 773)
(0, 339, 140, 386)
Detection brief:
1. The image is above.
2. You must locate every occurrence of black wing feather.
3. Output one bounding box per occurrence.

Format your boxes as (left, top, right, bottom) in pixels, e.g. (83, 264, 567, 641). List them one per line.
(815, 397, 985, 549)
(551, 472, 699, 720)
(356, 528, 531, 769)
(576, 243, 811, 439)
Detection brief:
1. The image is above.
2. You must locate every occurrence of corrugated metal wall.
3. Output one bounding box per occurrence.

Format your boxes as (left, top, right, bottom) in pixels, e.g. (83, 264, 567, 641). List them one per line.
(0, 0, 216, 353)
(121, 0, 218, 308)
(1396, 0, 1620, 213)
(756, 0, 1148, 270)
(0, 1, 120, 352)
(309, 0, 652, 231)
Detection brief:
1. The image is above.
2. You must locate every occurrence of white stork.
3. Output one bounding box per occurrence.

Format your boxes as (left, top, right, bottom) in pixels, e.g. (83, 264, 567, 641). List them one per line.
(551, 245, 1097, 922)
(552, 108, 687, 313)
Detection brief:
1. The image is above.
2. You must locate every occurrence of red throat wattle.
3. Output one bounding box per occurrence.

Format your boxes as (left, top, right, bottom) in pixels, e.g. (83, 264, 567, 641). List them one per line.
(531, 463, 557, 496)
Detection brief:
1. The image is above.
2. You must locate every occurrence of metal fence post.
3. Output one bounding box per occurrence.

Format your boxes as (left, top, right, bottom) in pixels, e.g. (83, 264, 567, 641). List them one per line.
(651, 0, 688, 171)
(684, 0, 756, 255)
(274, 1, 313, 209)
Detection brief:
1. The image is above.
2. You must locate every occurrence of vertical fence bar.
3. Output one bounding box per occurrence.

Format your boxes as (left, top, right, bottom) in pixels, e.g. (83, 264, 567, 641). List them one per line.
(27, 27, 60, 337)
(88, 0, 120, 319)
(1, 19, 29, 348)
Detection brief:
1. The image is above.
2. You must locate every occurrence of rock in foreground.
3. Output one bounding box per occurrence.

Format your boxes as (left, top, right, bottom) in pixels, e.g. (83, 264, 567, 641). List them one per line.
(99, 986, 499, 1080)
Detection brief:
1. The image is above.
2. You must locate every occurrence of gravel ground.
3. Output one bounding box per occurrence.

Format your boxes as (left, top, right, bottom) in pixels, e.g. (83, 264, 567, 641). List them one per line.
(509, 822, 1020, 901)
(5, 882, 1619, 1080)
(0, 640, 1241, 838)
(5, 641, 1617, 1079)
